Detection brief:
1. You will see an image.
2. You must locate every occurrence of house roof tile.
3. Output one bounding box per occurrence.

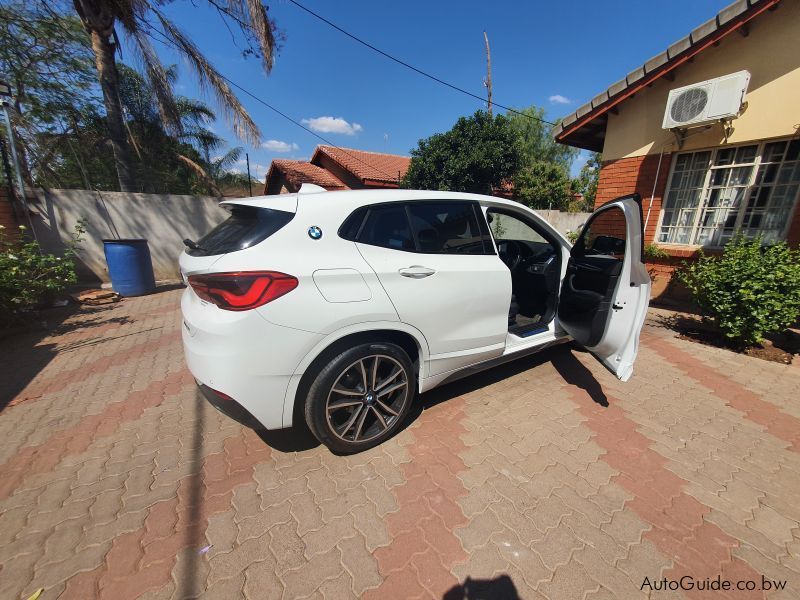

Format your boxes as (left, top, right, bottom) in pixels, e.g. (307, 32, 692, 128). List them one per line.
(314, 146, 411, 185)
(269, 159, 348, 190)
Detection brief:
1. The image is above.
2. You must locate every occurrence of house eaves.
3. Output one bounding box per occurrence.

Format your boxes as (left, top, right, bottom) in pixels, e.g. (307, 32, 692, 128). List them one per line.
(553, 0, 781, 152)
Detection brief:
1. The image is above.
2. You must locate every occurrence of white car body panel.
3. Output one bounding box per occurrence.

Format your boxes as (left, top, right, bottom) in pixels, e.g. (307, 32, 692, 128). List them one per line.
(574, 198, 651, 381)
(179, 187, 651, 434)
(356, 243, 511, 375)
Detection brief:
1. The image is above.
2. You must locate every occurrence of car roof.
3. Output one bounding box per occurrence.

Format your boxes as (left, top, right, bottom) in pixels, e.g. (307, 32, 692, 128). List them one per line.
(225, 187, 527, 212)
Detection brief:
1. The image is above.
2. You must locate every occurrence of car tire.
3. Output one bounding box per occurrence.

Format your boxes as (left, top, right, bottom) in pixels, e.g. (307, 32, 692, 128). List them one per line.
(304, 342, 415, 454)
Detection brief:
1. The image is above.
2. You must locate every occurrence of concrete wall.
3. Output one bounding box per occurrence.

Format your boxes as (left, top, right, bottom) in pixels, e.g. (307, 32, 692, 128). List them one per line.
(30, 189, 229, 282)
(603, 1, 800, 160)
(532, 210, 590, 236)
(27, 188, 589, 282)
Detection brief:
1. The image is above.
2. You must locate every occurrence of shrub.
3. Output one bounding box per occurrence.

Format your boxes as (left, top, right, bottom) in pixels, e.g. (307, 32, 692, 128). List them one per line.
(644, 243, 669, 261)
(0, 221, 85, 326)
(676, 235, 800, 346)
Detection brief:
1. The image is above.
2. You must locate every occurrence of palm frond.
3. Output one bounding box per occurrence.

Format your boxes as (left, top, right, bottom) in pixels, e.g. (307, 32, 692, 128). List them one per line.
(176, 153, 222, 196)
(125, 25, 183, 133)
(179, 127, 224, 151)
(153, 8, 262, 145)
(244, 0, 277, 72)
(214, 146, 243, 171)
(175, 97, 216, 125)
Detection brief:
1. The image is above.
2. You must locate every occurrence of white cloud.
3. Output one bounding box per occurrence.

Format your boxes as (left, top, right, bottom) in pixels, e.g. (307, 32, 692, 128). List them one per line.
(301, 116, 363, 136)
(261, 139, 299, 153)
(233, 159, 269, 179)
(548, 94, 572, 105)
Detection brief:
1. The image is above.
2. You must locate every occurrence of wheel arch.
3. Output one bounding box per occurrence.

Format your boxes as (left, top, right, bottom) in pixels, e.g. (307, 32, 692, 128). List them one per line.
(282, 322, 430, 428)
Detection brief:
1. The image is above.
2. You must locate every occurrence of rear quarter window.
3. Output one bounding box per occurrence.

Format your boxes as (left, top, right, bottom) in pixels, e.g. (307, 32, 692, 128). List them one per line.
(187, 206, 294, 256)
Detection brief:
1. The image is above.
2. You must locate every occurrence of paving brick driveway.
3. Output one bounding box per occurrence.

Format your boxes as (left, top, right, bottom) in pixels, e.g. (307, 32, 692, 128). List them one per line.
(1, 287, 799, 599)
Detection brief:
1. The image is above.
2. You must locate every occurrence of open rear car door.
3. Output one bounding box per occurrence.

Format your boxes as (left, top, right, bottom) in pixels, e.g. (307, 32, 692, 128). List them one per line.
(557, 194, 651, 381)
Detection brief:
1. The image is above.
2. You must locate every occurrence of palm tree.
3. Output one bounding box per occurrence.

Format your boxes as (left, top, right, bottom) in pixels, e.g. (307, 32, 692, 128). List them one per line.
(70, 0, 279, 191)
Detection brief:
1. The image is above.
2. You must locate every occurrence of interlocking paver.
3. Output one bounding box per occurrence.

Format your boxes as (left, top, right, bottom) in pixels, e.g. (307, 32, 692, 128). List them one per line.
(2, 293, 800, 598)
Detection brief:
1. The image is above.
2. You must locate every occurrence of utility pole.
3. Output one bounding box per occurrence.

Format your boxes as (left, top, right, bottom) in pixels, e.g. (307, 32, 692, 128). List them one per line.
(245, 152, 253, 196)
(483, 31, 493, 117)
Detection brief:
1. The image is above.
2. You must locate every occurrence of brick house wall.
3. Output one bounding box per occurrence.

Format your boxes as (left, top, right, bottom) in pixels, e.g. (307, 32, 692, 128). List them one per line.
(595, 153, 672, 245)
(595, 154, 688, 304)
(0, 189, 20, 238)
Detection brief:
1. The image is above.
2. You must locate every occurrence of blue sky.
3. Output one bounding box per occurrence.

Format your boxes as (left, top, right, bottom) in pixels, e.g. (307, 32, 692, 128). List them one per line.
(152, 0, 726, 179)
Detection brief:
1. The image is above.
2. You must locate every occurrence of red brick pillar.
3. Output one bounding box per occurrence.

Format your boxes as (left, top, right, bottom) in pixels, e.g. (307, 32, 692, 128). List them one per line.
(595, 153, 672, 244)
(0, 188, 20, 239)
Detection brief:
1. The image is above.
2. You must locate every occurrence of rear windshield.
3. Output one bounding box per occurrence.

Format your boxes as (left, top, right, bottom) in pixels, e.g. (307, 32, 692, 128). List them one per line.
(187, 206, 294, 256)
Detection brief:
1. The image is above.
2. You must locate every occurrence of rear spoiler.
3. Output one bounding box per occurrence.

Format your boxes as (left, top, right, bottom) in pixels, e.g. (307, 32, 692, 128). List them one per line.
(220, 192, 298, 214)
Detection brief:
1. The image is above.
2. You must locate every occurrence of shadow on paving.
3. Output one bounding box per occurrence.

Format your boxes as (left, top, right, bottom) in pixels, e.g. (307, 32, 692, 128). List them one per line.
(443, 574, 520, 599)
(0, 303, 131, 411)
(0, 284, 186, 411)
(551, 345, 609, 407)
(256, 342, 610, 454)
(177, 389, 207, 598)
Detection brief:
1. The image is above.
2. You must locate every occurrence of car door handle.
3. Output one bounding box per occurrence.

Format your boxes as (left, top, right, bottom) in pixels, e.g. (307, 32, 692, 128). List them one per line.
(399, 266, 436, 279)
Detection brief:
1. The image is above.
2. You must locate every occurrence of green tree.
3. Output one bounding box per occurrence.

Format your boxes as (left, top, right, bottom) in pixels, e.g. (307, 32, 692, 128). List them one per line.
(572, 152, 602, 210)
(45, 65, 241, 195)
(513, 160, 572, 210)
(0, 1, 98, 185)
(68, 0, 281, 191)
(402, 111, 522, 194)
(505, 105, 578, 171)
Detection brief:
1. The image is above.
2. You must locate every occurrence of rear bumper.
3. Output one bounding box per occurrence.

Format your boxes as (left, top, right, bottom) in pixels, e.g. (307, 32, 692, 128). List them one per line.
(197, 383, 262, 429)
(180, 289, 323, 430)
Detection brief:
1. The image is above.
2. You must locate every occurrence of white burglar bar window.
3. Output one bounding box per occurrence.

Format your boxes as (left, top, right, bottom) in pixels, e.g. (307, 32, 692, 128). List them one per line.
(658, 138, 800, 247)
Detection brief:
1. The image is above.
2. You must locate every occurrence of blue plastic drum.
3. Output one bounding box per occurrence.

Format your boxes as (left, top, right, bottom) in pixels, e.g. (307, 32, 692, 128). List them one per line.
(102, 239, 156, 296)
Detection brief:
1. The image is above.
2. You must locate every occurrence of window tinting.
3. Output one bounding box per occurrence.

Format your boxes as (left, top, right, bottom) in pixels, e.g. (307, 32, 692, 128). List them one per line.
(358, 205, 414, 250)
(339, 207, 367, 241)
(574, 207, 627, 260)
(187, 206, 293, 256)
(407, 202, 491, 255)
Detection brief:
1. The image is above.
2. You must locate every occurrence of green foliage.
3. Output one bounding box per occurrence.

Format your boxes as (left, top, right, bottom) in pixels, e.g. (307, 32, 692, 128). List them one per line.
(513, 160, 572, 210)
(572, 152, 601, 210)
(0, 1, 97, 185)
(565, 229, 580, 244)
(402, 111, 522, 194)
(505, 106, 578, 171)
(44, 65, 239, 194)
(644, 243, 669, 260)
(0, 2, 97, 124)
(676, 236, 800, 346)
(0, 221, 86, 326)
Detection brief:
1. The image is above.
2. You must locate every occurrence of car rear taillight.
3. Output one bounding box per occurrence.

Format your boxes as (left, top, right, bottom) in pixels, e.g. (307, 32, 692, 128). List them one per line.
(188, 271, 298, 311)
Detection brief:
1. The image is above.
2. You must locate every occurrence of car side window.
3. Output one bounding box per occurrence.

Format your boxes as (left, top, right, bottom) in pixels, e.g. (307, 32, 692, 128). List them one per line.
(487, 211, 548, 244)
(573, 206, 627, 259)
(357, 205, 415, 251)
(407, 202, 493, 255)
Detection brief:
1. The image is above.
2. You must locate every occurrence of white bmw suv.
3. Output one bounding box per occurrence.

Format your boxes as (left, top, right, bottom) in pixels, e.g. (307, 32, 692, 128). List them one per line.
(180, 185, 650, 453)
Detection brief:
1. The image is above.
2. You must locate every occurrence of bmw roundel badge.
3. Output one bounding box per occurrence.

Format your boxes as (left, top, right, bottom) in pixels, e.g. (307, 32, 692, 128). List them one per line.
(308, 225, 323, 240)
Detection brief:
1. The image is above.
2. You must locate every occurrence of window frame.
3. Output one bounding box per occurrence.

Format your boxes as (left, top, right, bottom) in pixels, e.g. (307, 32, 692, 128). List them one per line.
(656, 137, 800, 248)
(338, 200, 497, 256)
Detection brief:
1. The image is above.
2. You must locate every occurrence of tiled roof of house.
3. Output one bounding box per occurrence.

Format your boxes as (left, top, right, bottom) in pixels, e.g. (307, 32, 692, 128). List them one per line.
(553, 0, 779, 151)
(314, 146, 411, 185)
(269, 159, 349, 190)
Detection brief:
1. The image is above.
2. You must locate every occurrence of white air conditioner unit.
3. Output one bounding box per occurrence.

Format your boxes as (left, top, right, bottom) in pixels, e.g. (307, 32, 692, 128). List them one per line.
(662, 70, 750, 130)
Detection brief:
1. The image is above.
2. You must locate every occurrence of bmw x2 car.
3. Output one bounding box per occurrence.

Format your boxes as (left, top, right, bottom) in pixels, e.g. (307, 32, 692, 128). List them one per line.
(180, 185, 651, 453)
